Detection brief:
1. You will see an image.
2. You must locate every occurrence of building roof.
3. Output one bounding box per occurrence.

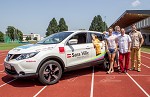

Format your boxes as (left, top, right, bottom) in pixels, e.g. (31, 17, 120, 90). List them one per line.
(110, 10, 150, 28)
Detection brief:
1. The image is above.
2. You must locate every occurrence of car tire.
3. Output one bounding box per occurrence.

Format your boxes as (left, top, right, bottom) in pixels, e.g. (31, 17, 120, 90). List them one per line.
(38, 60, 62, 85)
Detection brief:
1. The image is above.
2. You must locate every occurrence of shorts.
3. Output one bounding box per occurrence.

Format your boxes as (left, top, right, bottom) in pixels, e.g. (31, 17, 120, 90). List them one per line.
(108, 49, 115, 54)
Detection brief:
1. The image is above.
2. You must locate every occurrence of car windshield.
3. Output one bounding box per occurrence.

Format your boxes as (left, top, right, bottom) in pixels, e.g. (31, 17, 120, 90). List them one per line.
(37, 32, 73, 44)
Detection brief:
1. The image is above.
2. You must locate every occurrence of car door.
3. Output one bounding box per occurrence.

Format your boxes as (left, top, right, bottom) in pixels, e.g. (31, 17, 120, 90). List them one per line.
(64, 32, 93, 67)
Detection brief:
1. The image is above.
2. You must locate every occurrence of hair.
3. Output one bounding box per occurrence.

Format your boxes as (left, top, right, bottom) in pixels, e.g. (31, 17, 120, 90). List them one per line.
(91, 34, 98, 39)
(121, 28, 124, 30)
(109, 27, 113, 30)
(131, 24, 136, 27)
(121, 28, 125, 31)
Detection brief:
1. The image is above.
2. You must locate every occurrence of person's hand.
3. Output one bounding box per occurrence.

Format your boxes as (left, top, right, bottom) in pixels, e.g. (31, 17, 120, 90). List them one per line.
(115, 48, 117, 52)
(128, 49, 131, 52)
(136, 46, 140, 51)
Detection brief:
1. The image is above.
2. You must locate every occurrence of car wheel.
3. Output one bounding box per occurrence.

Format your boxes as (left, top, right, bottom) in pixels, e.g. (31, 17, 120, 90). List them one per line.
(38, 60, 62, 85)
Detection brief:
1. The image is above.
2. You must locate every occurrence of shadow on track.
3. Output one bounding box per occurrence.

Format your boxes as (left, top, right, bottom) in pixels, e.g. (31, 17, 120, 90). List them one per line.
(1, 65, 116, 87)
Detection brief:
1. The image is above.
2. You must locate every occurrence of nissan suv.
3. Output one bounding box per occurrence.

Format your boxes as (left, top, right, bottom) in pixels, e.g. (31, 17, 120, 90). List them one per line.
(4, 31, 108, 85)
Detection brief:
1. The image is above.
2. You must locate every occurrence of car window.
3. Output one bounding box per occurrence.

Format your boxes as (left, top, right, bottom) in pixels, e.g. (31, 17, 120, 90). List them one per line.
(37, 32, 73, 44)
(89, 33, 105, 43)
(69, 33, 87, 44)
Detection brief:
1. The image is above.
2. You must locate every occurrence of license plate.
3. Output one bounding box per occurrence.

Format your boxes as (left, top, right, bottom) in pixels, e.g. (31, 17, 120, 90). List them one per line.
(4, 63, 11, 70)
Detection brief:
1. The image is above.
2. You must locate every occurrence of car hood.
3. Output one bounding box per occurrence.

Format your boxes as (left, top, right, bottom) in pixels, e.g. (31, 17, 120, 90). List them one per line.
(8, 44, 57, 54)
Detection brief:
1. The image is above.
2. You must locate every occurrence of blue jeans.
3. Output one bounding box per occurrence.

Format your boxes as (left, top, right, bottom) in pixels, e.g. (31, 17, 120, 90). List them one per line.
(108, 49, 115, 54)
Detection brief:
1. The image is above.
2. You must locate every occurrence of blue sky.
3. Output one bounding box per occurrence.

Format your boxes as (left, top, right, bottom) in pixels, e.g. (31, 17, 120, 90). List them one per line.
(0, 0, 149, 37)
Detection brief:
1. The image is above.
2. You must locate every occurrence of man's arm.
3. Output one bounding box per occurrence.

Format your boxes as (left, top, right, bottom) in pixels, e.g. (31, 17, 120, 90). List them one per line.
(105, 40, 109, 52)
(128, 35, 131, 52)
(140, 37, 144, 48)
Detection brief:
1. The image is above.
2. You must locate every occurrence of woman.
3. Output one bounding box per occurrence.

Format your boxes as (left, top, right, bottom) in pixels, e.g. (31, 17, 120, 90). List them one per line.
(92, 34, 101, 56)
(105, 27, 118, 74)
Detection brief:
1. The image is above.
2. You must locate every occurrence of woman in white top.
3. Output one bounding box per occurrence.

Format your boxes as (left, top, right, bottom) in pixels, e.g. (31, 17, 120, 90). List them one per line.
(105, 27, 118, 74)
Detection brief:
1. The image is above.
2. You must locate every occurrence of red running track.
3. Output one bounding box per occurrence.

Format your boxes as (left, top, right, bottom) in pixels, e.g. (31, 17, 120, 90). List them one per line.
(0, 50, 149, 97)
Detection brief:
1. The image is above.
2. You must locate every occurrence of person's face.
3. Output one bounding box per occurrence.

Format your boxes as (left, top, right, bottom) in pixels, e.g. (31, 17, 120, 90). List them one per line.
(92, 35, 96, 40)
(108, 29, 113, 34)
(121, 29, 125, 35)
(116, 27, 120, 32)
(131, 25, 136, 31)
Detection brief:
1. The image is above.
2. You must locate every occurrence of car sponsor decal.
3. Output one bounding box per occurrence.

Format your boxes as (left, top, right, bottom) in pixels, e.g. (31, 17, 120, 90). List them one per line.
(59, 47, 65, 53)
(67, 51, 89, 58)
(67, 54, 71, 58)
(85, 51, 106, 62)
(26, 60, 36, 62)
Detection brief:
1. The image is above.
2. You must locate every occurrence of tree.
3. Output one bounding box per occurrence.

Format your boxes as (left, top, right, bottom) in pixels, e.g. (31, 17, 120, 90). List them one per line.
(0, 31, 4, 42)
(6, 26, 15, 41)
(16, 29, 23, 41)
(103, 21, 108, 31)
(58, 18, 68, 32)
(5, 26, 23, 41)
(26, 36, 29, 41)
(33, 37, 37, 41)
(97, 15, 104, 32)
(29, 36, 31, 40)
(89, 15, 108, 32)
(89, 16, 97, 31)
(46, 18, 58, 36)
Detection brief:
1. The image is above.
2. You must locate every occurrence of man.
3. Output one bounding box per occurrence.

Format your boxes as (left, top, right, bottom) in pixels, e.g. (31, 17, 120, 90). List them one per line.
(129, 24, 144, 72)
(113, 26, 121, 70)
(117, 28, 131, 73)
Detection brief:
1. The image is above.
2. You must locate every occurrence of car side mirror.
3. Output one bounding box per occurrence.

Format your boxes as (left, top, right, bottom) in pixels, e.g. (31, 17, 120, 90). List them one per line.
(68, 39, 78, 45)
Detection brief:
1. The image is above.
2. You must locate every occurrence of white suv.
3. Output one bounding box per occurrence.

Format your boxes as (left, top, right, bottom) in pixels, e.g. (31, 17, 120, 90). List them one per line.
(4, 31, 108, 85)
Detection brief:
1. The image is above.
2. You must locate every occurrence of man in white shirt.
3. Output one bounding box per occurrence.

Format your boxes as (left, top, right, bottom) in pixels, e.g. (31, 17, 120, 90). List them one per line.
(117, 28, 131, 73)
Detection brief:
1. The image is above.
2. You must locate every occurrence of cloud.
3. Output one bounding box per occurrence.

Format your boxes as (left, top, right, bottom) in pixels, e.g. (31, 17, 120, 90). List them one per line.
(131, 0, 141, 7)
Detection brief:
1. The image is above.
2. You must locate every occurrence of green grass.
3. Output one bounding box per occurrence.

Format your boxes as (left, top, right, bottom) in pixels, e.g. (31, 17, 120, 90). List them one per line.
(0, 43, 24, 50)
(1, 42, 150, 53)
(141, 46, 150, 53)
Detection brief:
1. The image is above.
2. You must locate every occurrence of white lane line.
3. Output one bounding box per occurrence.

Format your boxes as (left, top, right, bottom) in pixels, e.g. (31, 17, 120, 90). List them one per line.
(126, 73, 150, 97)
(141, 63, 150, 68)
(33, 86, 47, 97)
(0, 79, 17, 88)
(90, 66, 94, 97)
(142, 51, 150, 54)
(141, 55, 150, 60)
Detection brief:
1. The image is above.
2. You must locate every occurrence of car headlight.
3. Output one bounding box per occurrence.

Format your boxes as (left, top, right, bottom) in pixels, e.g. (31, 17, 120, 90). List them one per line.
(16, 52, 39, 60)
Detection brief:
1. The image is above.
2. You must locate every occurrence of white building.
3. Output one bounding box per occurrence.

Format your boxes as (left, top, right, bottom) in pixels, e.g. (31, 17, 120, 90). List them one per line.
(23, 33, 41, 41)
